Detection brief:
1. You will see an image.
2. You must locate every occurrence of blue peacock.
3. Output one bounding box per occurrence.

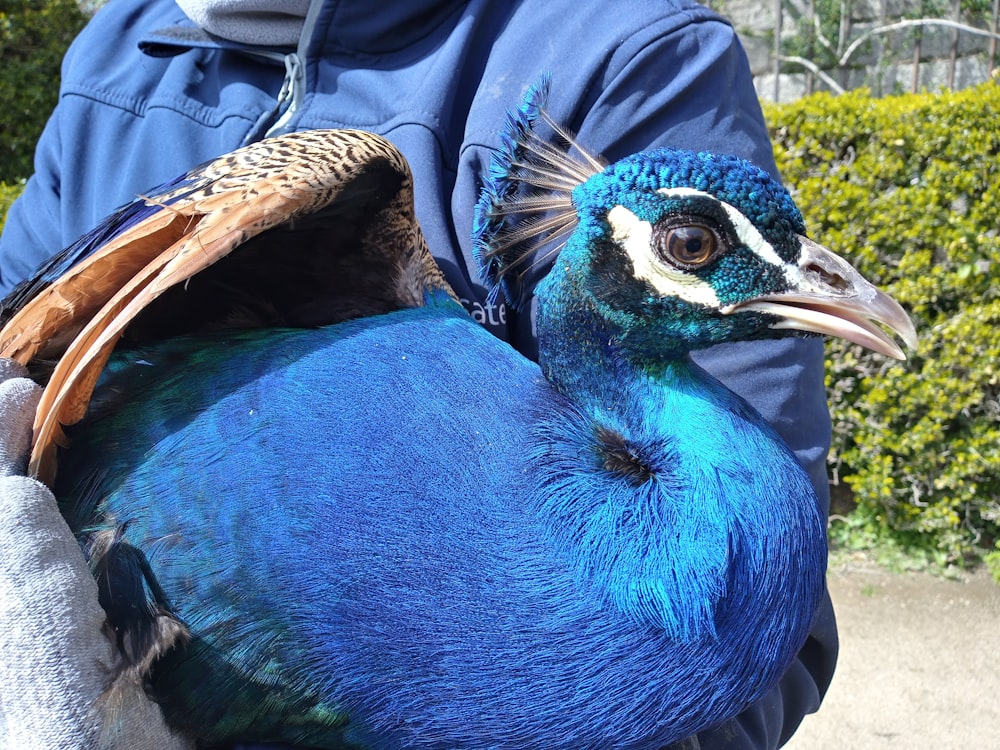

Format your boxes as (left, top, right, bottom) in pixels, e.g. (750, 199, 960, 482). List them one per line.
(0, 79, 914, 748)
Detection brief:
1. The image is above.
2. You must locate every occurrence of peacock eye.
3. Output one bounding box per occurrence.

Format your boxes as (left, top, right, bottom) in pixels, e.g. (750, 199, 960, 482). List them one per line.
(652, 221, 721, 270)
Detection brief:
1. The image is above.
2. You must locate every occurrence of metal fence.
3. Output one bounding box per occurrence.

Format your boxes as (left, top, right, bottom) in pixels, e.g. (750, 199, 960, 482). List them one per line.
(745, 0, 1000, 101)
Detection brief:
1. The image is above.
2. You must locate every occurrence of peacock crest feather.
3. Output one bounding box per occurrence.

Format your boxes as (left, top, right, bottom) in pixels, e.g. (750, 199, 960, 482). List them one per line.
(473, 74, 604, 304)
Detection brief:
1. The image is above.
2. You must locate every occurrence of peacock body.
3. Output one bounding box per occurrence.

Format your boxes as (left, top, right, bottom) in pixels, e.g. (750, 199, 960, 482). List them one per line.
(0, 81, 914, 748)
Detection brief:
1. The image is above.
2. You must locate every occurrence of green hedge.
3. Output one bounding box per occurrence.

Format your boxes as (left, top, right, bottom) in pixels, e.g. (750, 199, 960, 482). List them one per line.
(765, 82, 1000, 575)
(0, 0, 87, 181)
(0, 181, 24, 233)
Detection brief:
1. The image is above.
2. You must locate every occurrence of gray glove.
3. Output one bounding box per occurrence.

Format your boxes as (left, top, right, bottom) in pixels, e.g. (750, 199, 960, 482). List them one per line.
(0, 359, 190, 749)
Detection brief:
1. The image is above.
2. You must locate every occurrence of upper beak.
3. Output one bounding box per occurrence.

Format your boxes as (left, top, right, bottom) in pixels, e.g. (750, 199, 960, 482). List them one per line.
(722, 236, 918, 360)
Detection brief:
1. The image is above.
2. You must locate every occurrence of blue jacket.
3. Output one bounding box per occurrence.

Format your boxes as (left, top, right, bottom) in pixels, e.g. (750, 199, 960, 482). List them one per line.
(0, 0, 837, 746)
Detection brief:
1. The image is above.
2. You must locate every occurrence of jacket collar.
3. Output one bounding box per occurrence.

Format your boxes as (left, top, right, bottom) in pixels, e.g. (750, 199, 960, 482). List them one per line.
(317, 0, 466, 55)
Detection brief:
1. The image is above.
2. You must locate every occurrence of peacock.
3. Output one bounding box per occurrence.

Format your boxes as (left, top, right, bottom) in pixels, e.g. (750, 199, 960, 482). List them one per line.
(0, 80, 914, 748)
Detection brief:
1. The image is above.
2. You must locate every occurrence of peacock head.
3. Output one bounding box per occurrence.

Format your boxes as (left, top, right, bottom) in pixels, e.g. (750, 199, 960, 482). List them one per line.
(475, 77, 916, 364)
(554, 148, 916, 361)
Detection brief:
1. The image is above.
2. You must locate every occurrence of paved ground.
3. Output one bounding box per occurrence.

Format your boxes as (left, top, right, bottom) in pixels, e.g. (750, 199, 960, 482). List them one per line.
(785, 556, 1000, 749)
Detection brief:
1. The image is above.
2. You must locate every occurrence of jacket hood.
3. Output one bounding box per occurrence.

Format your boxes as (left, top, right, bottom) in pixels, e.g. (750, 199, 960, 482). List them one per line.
(169, 0, 468, 54)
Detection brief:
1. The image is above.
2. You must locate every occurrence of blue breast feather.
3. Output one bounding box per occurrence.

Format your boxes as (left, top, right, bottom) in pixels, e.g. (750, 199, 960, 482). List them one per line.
(56, 293, 825, 748)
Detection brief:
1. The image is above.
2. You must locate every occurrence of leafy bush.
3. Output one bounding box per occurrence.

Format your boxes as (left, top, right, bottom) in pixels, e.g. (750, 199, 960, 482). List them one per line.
(0, 180, 24, 233)
(0, 0, 87, 181)
(765, 82, 1000, 573)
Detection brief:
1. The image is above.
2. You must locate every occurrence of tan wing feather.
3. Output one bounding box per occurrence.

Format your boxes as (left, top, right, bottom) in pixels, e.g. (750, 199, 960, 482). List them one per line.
(0, 215, 190, 363)
(0, 128, 454, 484)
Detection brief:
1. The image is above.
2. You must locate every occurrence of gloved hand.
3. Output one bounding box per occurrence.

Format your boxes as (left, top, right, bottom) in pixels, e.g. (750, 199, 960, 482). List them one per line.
(0, 359, 190, 749)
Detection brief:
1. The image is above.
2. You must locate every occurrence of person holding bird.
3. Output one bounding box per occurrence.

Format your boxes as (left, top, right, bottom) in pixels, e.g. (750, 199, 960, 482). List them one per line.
(0, 1, 849, 748)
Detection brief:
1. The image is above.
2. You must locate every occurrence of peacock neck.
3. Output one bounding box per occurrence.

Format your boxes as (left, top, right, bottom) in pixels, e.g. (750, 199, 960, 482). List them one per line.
(531, 260, 827, 643)
(534, 258, 694, 405)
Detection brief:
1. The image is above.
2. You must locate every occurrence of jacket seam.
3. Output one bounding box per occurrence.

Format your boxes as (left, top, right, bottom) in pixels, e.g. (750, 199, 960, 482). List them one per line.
(59, 85, 263, 128)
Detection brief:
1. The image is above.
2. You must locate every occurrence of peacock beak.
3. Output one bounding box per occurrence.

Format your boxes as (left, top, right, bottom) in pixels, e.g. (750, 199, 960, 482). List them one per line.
(722, 236, 918, 360)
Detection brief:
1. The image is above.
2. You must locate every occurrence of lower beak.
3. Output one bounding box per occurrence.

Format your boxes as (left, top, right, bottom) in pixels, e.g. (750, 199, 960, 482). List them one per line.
(723, 236, 917, 360)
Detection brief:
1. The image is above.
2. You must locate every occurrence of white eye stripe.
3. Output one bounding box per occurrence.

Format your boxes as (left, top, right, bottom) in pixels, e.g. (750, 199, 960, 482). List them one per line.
(654, 187, 794, 280)
(607, 205, 721, 307)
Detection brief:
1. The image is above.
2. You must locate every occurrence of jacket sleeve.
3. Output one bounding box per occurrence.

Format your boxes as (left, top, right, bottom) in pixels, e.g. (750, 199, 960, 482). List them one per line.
(572, 16, 838, 749)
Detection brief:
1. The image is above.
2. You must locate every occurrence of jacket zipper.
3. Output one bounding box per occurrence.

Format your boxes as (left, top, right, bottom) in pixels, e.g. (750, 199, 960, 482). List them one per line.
(265, 52, 305, 137)
(262, 0, 325, 138)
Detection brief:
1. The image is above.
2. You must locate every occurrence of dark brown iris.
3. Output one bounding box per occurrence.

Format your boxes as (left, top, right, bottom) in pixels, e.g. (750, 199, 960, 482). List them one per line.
(653, 221, 720, 269)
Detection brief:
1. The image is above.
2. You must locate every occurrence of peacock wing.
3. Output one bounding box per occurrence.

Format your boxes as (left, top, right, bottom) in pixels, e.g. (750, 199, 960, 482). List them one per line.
(0, 128, 453, 483)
